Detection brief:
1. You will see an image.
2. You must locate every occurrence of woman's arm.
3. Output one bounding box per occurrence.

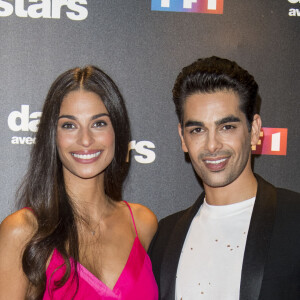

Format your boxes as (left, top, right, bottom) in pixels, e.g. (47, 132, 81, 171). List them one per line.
(0, 209, 37, 299)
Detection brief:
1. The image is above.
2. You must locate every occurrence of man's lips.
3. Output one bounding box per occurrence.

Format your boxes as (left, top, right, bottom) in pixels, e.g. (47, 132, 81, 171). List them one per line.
(203, 157, 229, 171)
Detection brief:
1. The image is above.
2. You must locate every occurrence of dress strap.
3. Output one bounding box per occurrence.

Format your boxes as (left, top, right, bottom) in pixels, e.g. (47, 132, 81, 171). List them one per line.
(123, 200, 138, 237)
(24, 207, 34, 213)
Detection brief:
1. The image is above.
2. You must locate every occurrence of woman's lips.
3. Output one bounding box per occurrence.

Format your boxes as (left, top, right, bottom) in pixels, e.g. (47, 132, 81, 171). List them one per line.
(71, 150, 102, 163)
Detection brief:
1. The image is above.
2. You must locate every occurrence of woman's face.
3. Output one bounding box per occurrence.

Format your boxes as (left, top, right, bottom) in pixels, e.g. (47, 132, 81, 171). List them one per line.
(56, 89, 115, 180)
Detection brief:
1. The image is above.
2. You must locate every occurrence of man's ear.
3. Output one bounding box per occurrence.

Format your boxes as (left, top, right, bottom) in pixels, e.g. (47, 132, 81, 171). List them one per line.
(178, 123, 188, 153)
(251, 114, 262, 146)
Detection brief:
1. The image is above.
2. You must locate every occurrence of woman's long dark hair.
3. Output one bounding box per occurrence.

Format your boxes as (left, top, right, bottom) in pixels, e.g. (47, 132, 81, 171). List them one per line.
(17, 66, 130, 299)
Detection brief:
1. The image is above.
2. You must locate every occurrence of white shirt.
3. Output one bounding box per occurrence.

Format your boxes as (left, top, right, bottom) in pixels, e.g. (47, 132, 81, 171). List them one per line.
(176, 197, 255, 300)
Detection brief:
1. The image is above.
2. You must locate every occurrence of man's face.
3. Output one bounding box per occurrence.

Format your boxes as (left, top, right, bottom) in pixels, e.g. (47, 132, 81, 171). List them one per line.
(178, 90, 261, 188)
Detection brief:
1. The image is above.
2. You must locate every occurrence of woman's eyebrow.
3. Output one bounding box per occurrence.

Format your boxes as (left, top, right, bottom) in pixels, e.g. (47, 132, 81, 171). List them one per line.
(91, 113, 110, 120)
(58, 115, 76, 120)
(58, 113, 110, 121)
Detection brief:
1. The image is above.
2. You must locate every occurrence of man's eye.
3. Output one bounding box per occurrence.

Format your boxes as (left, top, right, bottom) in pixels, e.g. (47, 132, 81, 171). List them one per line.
(190, 128, 203, 134)
(93, 121, 107, 128)
(223, 124, 235, 130)
(62, 123, 75, 129)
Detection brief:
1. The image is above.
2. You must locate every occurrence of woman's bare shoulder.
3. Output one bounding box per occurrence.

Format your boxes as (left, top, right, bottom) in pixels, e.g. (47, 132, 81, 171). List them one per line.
(0, 208, 37, 247)
(126, 202, 158, 250)
(0, 209, 37, 298)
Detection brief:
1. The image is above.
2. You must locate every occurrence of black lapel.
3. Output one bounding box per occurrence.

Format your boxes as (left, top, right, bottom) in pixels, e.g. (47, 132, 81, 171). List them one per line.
(240, 174, 277, 300)
(160, 193, 205, 300)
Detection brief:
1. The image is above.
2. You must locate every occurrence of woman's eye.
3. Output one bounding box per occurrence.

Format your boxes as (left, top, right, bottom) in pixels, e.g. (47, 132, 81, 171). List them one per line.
(62, 123, 75, 129)
(93, 120, 107, 128)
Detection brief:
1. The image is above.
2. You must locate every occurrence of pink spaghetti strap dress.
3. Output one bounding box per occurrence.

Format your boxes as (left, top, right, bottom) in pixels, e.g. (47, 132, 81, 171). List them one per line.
(24, 203, 158, 299)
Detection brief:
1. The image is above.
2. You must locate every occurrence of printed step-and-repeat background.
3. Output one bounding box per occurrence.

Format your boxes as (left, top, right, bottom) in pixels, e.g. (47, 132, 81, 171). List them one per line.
(1, 0, 299, 222)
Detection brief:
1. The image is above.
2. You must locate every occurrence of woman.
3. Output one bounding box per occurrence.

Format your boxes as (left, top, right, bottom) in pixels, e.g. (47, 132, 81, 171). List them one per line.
(0, 66, 158, 299)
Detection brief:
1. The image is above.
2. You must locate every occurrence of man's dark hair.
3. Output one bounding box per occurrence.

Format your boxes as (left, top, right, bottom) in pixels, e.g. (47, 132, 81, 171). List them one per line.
(172, 56, 259, 130)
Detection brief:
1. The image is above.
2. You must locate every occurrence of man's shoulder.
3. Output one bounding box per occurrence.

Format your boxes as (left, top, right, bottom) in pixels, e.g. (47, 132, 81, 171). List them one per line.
(256, 173, 300, 203)
(276, 186, 300, 200)
(157, 193, 205, 231)
(148, 204, 196, 263)
(257, 175, 300, 220)
(275, 187, 300, 214)
(158, 196, 202, 228)
(159, 207, 189, 226)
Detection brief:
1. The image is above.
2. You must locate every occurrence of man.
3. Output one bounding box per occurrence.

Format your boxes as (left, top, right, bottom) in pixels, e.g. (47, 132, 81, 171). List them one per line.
(149, 56, 300, 300)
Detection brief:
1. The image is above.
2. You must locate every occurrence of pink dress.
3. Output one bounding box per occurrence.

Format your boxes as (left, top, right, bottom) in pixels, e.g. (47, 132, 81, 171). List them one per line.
(38, 202, 158, 299)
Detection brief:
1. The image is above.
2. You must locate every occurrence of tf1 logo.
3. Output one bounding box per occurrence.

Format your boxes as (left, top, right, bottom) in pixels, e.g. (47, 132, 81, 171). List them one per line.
(252, 128, 288, 156)
(151, 0, 224, 14)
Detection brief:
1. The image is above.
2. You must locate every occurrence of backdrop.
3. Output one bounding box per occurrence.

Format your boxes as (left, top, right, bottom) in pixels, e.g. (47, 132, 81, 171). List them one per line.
(1, 0, 299, 222)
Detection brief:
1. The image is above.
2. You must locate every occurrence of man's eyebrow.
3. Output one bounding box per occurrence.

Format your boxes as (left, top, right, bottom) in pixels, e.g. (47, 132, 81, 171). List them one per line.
(183, 116, 241, 128)
(215, 115, 241, 126)
(58, 113, 109, 121)
(184, 120, 204, 128)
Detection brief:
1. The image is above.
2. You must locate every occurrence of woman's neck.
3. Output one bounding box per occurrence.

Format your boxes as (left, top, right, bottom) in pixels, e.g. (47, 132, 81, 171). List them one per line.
(63, 171, 112, 222)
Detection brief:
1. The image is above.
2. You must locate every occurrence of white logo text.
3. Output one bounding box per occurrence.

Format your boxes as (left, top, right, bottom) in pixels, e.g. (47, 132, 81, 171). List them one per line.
(0, 0, 88, 20)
